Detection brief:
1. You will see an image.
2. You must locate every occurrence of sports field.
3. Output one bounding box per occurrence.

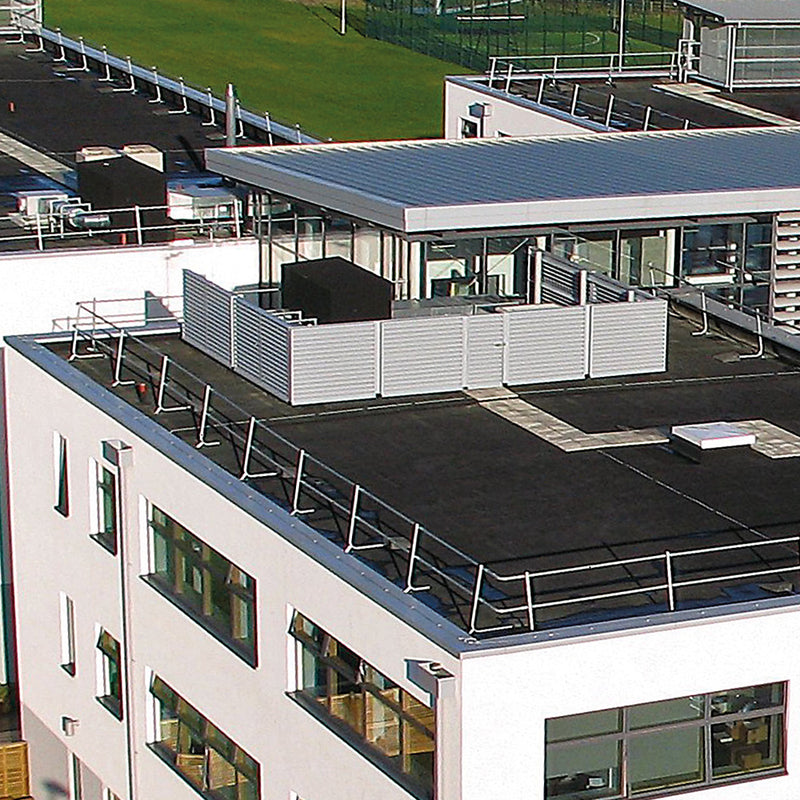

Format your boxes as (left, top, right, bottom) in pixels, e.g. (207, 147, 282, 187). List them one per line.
(44, 0, 467, 141)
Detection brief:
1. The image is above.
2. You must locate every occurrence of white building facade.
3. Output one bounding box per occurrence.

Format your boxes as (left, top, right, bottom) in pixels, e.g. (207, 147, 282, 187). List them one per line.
(3, 318, 800, 800)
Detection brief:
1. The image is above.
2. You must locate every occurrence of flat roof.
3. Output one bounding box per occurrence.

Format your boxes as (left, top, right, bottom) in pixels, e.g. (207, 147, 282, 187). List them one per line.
(208, 126, 800, 233)
(36, 315, 800, 636)
(678, 0, 800, 22)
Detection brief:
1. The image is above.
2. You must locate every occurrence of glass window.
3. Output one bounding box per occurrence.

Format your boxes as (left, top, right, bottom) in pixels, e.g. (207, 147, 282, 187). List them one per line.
(628, 696, 704, 729)
(96, 630, 122, 720)
(290, 611, 435, 799)
(60, 594, 76, 676)
(711, 714, 783, 779)
(70, 754, 82, 800)
(545, 683, 786, 799)
(146, 505, 256, 664)
(628, 727, 704, 794)
(54, 433, 69, 517)
(150, 676, 260, 800)
(546, 739, 622, 799)
(91, 461, 118, 554)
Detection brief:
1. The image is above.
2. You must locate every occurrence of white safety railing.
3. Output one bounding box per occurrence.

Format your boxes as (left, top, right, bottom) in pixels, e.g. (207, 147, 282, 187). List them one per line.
(7, 200, 247, 251)
(24, 27, 319, 145)
(60, 297, 800, 639)
(487, 49, 681, 88)
(52, 294, 183, 332)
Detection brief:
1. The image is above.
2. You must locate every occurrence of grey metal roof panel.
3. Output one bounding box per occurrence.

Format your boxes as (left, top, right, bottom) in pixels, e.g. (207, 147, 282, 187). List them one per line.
(678, 0, 800, 22)
(207, 127, 800, 232)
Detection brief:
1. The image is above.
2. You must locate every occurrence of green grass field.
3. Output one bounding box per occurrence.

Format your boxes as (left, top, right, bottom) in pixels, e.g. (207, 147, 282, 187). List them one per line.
(44, 0, 468, 141)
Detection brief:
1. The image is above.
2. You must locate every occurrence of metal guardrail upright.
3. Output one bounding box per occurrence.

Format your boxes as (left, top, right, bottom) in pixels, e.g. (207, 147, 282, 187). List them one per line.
(24, 27, 320, 146)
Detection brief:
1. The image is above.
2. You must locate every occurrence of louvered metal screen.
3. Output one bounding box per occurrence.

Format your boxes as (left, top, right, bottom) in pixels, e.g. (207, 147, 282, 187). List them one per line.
(541, 254, 580, 305)
(465, 315, 505, 388)
(182, 270, 234, 366)
(232, 298, 292, 402)
(380, 317, 465, 397)
(588, 273, 629, 304)
(505, 306, 589, 384)
(589, 300, 668, 378)
(290, 322, 379, 405)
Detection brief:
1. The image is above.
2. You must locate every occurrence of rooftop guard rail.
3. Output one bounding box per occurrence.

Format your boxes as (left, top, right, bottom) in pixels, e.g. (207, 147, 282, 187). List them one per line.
(24, 28, 320, 145)
(52, 294, 184, 332)
(487, 50, 682, 89)
(5, 201, 246, 251)
(60, 297, 800, 638)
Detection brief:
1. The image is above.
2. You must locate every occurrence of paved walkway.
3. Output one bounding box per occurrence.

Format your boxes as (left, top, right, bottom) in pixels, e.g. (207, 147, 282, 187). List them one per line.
(0, 129, 74, 186)
(467, 388, 800, 458)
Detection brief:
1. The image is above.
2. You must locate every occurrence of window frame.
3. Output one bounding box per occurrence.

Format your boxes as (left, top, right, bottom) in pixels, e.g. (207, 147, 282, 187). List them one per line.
(96, 629, 123, 720)
(54, 433, 69, 517)
(59, 593, 76, 677)
(545, 684, 787, 799)
(289, 611, 435, 800)
(90, 458, 119, 555)
(148, 675, 260, 800)
(142, 503, 257, 666)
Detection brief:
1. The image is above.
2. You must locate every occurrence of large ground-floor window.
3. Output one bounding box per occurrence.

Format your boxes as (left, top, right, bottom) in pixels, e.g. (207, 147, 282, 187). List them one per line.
(545, 682, 785, 799)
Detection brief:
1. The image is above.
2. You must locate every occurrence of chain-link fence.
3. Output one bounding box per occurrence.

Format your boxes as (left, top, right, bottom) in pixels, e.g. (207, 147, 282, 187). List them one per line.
(364, 0, 682, 71)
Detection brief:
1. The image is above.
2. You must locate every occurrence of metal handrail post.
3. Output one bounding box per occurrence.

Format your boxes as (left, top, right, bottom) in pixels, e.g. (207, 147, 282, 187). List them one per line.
(290, 449, 314, 516)
(665, 551, 676, 611)
(112, 329, 135, 387)
(195, 385, 221, 448)
(134, 206, 142, 245)
(54, 28, 66, 62)
(149, 68, 163, 103)
(504, 62, 513, 93)
(488, 57, 497, 87)
(202, 89, 216, 126)
(239, 417, 279, 480)
(404, 524, 432, 594)
(604, 94, 615, 127)
(344, 484, 361, 552)
(468, 564, 485, 634)
(154, 356, 191, 414)
(98, 45, 112, 81)
(740, 312, 765, 359)
(691, 291, 710, 336)
(236, 100, 245, 138)
(25, 33, 45, 53)
(570, 84, 580, 116)
(524, 571, 535, 630)
(264, 113, 274, 146)
(112, 56, 136, 93)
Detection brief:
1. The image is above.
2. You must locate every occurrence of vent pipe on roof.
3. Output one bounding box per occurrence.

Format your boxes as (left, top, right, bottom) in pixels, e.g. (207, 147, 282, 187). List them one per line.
(225, 83, 237, 148)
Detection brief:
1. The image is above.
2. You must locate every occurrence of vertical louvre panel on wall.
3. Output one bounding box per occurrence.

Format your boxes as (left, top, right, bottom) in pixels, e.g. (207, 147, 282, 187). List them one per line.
(232, 299, 292, 402)
(465, 315, 505, 389)
(182, 270, 233, 366)
(381, 317, 465, 397)
(589, 300, 668, 378)
(505, 306, 589, 384)
(290, 322, 378, 405)
(541, 254, 580, 305)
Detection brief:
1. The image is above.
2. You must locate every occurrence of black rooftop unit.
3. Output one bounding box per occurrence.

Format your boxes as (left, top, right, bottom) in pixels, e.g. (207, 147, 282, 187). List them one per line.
(281, 257, 393, 324)
(77, 156, 171, 243)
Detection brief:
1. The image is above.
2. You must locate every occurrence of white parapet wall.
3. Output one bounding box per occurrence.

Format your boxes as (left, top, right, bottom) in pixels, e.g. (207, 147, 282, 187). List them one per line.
(444, 77, 601, 139)
(0, 238, 259, 339)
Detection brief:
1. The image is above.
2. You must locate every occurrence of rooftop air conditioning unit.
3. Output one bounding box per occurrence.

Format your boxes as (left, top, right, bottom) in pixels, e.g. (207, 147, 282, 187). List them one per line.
(15, 190, 69, 217)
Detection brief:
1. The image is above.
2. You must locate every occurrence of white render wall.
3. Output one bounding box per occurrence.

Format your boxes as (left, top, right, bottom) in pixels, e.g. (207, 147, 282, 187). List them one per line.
(3, 346, 461, 800)
(444, 79, 594, 139)
(0, 238, 259, 339)
(460, 607, 800, 800)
